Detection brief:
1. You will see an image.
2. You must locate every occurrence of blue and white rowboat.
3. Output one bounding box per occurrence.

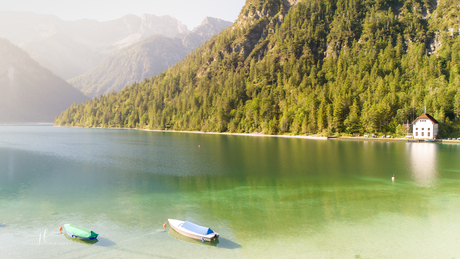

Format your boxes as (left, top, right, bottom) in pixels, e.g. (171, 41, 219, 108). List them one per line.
(168, 219, 219, 241)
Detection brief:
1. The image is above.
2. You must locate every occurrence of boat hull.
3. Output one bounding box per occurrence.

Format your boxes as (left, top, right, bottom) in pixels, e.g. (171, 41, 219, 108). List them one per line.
(64, 229, 98, 240)
(63, 224, 98, 240)
(168, 219, 219, 241)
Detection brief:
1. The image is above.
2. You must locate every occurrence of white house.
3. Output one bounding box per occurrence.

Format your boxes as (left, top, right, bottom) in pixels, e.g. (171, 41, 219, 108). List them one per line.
(412, 113, 439, 139)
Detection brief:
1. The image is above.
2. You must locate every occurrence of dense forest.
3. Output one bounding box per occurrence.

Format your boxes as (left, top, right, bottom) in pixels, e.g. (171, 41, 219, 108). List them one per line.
(56, 0, 460, 137)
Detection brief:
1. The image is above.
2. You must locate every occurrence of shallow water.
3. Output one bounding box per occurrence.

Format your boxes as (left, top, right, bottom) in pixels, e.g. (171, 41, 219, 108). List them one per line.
(1, 126, 460, 258)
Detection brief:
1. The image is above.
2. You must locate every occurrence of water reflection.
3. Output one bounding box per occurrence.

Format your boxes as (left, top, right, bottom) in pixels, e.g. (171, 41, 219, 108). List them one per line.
(409, 143, 438, 188)
(63, 234, 99, 246)
(168, 227, 219, 247)
(167, 227, 241, 249)
(2, 127, 460, 258)
(7, 151, 14, 178)
(213, 237, 241, 249)
(94, 237, 117, 247)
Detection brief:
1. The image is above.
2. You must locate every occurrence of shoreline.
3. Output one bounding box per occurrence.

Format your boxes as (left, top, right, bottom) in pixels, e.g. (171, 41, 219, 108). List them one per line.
(338, 137, 460, 144)
(337, 137, 412, 142)
(54, 125, 328, 140)
(141, 129, 328, 140)
(53, 125, 460, 143)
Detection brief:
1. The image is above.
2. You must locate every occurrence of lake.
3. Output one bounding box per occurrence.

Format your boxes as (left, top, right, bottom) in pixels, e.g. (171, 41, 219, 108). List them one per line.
(1, 126, 460, 258)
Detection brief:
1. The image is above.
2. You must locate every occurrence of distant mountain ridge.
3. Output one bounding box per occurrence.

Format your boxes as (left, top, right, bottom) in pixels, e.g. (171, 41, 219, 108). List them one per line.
(69, 17, 232, 98)
(0, 38, 87, 123)
(0, 11, 189, 80)
(69, 36, 189, 97)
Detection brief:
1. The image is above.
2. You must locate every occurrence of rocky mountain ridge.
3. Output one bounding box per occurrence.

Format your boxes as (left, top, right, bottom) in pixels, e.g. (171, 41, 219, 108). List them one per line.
(0, 11, 190, 80)
(69, 17, 232, 97)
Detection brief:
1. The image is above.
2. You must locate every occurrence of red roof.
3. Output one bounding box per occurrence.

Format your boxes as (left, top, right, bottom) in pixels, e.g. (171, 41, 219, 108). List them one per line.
(412, 113, 439, 124)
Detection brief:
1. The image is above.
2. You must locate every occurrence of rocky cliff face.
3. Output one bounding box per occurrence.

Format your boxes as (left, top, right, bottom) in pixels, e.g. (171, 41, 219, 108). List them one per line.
(0, 38, 87, 123)
(193, 17, 233, 37)
(223, 0, 300, 57)
(182, 17, 233, 49)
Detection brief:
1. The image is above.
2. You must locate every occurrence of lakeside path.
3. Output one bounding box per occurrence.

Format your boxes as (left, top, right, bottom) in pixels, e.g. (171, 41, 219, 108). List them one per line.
(338, 137, 410, 142)
(141, 129, 328, 140)
(55, 125, 326, 139)
(55, 125, 460, 143)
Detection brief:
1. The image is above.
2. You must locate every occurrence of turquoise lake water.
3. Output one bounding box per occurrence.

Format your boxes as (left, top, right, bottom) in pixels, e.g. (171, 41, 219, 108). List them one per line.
(1, 126, 460, 258)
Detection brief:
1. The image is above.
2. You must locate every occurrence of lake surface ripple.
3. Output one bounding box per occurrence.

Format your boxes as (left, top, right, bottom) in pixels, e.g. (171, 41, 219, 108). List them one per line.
(1, 126, 460, 258)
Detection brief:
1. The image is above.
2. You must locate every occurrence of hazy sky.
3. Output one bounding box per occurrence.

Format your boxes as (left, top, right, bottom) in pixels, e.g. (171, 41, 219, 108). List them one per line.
(1, 0, 246, 29)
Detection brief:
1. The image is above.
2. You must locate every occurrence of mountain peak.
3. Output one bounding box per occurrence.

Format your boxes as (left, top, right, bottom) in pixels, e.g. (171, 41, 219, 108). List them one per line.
(139, 13, 189, 35)
(198, 17, 225, 26)
(237, 0, 296, 21)
(192, 17, 232, 36)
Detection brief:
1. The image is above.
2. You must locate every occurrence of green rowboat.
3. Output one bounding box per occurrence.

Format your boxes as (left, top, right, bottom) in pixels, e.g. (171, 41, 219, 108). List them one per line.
(63, 224, 98, 240)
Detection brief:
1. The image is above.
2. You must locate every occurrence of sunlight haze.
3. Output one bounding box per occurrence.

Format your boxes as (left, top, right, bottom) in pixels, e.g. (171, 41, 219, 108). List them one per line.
(1, 0, 245, 29)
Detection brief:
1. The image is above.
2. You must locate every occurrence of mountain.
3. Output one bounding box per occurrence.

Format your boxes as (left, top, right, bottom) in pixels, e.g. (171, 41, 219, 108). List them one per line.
(182, 17, 235, 49)
(55, 0, 460, 137)
(0, 11, 189, 80)
(0, 38, 87, 123)
(69, 36, 189, 98)
(19, 32, 106, 81)
(68, 17, 232, 98)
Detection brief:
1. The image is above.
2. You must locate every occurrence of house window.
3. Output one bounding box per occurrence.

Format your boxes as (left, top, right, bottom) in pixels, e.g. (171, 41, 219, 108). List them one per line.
(428, 132, 430, 137)
(416, 132, 418, 136)
(416, 128, 418, 130)
(422, 132, 424, 136)
(428, 128, 430, 131)
(422, 128, 424, 130)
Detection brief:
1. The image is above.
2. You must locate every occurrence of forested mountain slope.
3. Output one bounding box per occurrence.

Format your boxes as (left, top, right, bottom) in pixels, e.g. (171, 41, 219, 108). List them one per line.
(0, 39, 87, 123)
(56, 0, 460, 137)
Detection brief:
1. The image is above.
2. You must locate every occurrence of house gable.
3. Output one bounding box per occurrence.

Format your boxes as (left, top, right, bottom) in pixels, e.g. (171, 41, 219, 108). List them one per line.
(412, 113, 438, 125)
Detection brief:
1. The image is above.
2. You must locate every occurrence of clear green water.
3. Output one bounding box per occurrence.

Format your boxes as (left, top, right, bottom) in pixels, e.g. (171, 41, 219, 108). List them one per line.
(1, 126, 460, 258)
